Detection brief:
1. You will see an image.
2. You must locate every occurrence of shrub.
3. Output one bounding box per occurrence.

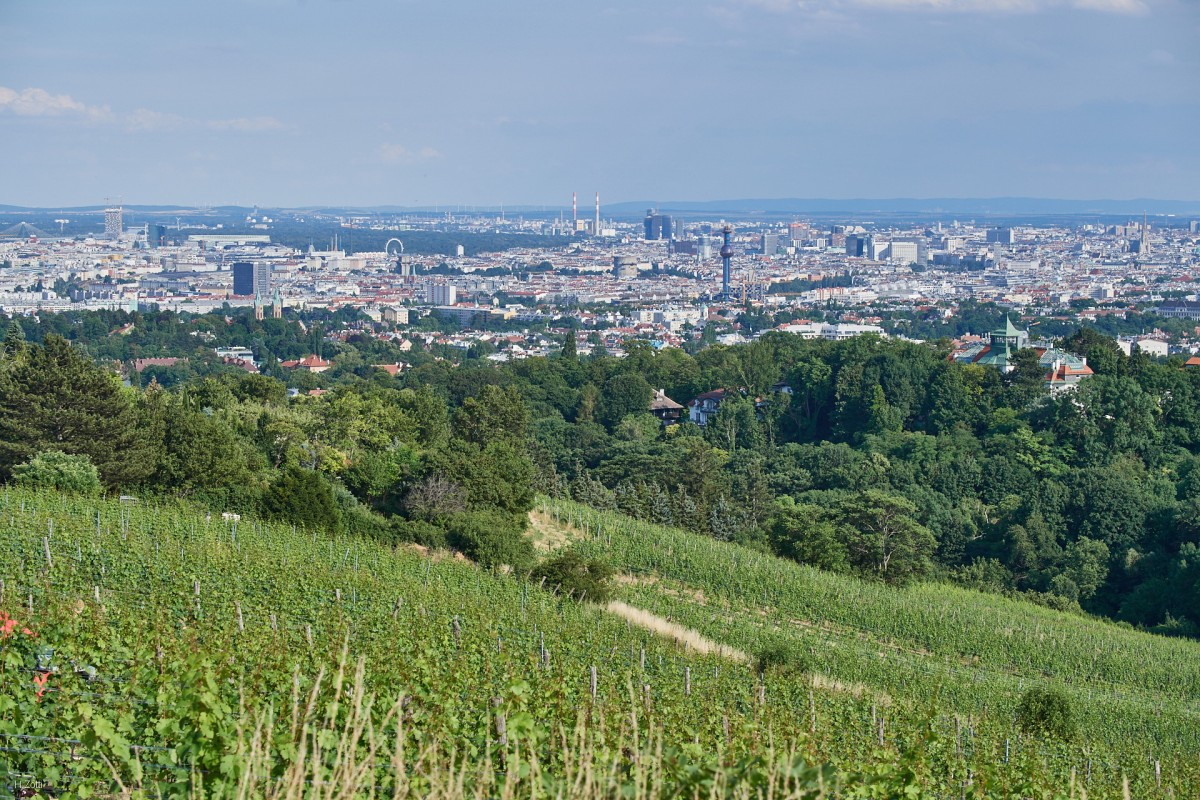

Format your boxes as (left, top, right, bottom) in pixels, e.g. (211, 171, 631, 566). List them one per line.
(530, 550, 614, 603)
(443, 510, 534, 571)
(391, 518, 448, 549)
(1015, 687, 1076, 740)
(754, 637, 813, 677)
(261, 467, 341, 533)
(12, 451, 102, 496)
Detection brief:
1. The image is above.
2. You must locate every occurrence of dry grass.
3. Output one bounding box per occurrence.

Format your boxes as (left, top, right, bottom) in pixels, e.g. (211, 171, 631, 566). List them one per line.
(604, 600, 749, 663)
(107, 652, 835, 800)
(526, 510, 574, 552)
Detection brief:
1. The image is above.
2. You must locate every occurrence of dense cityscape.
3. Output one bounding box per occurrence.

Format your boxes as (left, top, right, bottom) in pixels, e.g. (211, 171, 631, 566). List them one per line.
(4, 203, 1200, 394)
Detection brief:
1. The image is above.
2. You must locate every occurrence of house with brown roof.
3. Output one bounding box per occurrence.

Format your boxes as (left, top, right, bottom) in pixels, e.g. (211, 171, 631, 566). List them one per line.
(649, 389, 684, 424)
(279, 354, 332, 373)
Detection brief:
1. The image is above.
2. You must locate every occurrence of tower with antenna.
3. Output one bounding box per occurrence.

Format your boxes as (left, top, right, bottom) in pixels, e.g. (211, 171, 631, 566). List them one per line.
(1142, 211, 1150, 258)
(572, 192, 577, 232)
(720, 225, 734, 300)
(594, 192, 600, 237)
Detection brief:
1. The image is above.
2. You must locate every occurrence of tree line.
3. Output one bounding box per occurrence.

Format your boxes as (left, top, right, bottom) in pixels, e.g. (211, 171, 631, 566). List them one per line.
(2, 308, 1199, 638)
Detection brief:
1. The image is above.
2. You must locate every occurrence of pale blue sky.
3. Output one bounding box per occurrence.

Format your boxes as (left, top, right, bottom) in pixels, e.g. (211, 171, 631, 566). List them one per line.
(1, 0, 1196, 207)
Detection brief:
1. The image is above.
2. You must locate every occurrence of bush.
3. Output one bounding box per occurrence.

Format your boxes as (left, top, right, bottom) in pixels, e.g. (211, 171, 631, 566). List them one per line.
(392, 518, 448, 549)
(1015, 687, 1076, 740)
(530, 550, 614, 603)
(12, 451, 102, 496)
(261, 467, 341, 533)
(333, 485, 394, 542)
(753, 637, 813, 677)
(443, 510, 534, 571)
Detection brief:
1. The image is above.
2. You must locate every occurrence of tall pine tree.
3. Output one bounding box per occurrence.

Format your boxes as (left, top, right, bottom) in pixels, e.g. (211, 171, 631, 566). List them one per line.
(0, 335, 155, 489)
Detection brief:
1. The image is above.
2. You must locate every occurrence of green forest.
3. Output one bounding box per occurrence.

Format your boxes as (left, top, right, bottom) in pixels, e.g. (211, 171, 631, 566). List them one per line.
(2, 306, 1199, 642)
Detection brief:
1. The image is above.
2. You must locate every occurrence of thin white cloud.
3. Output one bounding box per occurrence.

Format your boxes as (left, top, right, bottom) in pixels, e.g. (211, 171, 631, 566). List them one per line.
(0, 85, 285, 132)
(207, 116, 285, 132)
(0, 86, 108, 118)
(124, 108, 186, 132)
(379, 143, 442, 165)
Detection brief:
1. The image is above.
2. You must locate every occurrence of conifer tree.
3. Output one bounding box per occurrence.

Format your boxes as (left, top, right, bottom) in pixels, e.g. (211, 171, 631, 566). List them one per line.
(0, 335, 154, 488)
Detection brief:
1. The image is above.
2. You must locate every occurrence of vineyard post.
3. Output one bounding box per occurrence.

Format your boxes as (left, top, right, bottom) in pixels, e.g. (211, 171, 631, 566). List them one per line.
(1155, 760, 1160, 788)
(305, 624, 313, 646)
(452, 616, 461, 646)
(640, 647, 645, 671)
(43, 537, 52, 570)
(236, 602, 244, 631)
(685, 667, 691, 696)
(590, 666, 598, 701)
(492, 696, 508, 747)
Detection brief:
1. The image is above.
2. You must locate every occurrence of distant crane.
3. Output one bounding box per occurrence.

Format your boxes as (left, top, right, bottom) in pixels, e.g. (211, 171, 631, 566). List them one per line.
(54, 219, 69, 233)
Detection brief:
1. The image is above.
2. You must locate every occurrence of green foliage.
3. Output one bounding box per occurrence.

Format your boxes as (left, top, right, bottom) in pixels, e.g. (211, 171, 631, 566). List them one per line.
(261, 467, 342, 533)
(753, 637, 813, 677)
(0, 335, 154, 489)
(443, 509, 534, 570)
(1015, 687, 1077, 741)
(2, 318, 26, 359)
(11, 450, 102, 496)
(529, 550, 614, 602)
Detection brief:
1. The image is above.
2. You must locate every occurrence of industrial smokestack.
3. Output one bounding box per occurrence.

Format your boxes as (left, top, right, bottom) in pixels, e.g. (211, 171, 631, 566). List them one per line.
(572, 192, 577, 227)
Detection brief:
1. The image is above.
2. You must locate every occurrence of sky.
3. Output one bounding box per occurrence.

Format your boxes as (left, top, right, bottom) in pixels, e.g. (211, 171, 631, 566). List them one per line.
(1, 0, 1197, 207)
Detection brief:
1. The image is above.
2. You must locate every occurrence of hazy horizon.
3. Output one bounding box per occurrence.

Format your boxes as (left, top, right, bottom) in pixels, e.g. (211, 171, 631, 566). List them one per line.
(3, 0, 1197, 207)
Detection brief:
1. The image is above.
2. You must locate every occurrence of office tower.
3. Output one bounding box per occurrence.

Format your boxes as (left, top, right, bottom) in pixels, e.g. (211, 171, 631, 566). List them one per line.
(233, 261, 271, 297)
(986, 227, 1015, 244)
(761, 232, 780, 255)
(104, 206, 123, 239)
(845, 234, 866, 257)
(146, 223, 166, 249)
(643, 210, 673, 241)
(430, 284, 457, 305)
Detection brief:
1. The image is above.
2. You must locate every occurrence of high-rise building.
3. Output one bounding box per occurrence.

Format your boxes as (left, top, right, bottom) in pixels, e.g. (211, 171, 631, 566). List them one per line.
(104, 206, 123, 239)
(986, 227, 1015, 244)
(430, 283, 457, 306)
(761, 233, 780, 256)
(146, 223, 166, 249)
(845, 234, 866, 257)
(888, 241, 921, 265)
(644, 210, 673, 241)
(233, 261, 271, 297)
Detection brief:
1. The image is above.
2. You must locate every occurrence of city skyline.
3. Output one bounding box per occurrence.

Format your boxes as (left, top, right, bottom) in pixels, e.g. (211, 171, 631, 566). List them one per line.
(2, 0, 1197, 207)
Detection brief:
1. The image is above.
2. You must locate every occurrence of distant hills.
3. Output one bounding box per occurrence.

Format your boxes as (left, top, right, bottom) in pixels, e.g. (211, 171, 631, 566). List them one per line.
(604, 197, 1200, 217)
(2, 197, 1198, 218)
